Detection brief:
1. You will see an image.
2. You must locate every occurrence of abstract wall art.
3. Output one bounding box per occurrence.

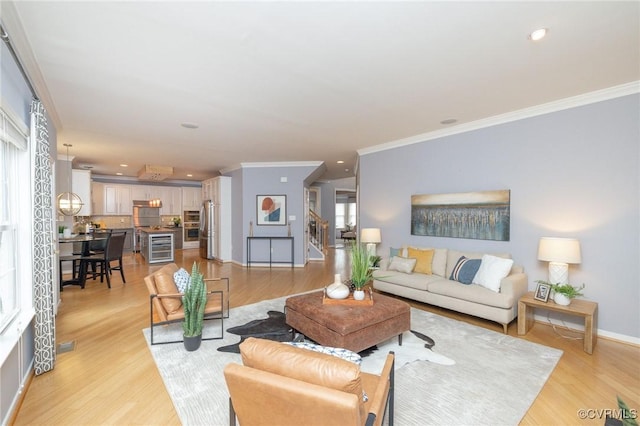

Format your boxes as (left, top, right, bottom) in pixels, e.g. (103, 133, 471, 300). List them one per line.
(411, 189, 510, 241)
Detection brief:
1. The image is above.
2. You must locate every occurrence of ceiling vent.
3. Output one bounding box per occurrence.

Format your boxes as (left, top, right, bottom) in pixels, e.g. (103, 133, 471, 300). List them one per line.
(138, 164, 174, 181)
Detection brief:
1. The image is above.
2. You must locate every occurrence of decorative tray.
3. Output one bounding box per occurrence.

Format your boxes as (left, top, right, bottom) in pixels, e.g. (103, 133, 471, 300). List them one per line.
(322, 287, 374, 306)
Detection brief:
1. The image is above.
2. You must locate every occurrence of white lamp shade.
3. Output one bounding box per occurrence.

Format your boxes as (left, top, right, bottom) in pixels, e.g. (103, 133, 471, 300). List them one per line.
(537, 237, 582, 264)
(360, 228, 381, 243)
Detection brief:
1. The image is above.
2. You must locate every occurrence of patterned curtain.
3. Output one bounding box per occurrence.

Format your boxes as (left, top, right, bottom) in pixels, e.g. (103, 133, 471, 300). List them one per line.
(31, 99, 56, 375)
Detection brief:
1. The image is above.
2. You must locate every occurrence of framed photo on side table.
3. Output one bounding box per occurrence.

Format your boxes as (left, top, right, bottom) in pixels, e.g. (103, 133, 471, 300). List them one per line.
(534, 282, 551, 302)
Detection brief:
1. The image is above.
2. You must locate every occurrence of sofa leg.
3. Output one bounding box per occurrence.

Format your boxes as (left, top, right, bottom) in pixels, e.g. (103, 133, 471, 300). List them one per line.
(502, 323, 508, 334)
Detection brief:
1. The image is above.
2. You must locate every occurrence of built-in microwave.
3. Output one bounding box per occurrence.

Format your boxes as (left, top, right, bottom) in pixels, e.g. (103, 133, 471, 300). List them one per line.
(184, 210, 199, 223)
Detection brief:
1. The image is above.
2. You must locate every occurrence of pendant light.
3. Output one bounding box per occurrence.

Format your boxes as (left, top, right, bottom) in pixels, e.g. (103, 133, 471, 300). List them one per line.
(57, 143, 83, 216)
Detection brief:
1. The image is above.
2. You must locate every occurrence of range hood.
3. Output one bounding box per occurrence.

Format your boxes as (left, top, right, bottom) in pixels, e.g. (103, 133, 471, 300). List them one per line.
(133, 199, 163, 208)
(138, 164, 173, 181)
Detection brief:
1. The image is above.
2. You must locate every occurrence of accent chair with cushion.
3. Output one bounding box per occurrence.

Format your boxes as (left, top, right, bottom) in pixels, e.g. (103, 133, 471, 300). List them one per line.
(224, 337, 395, 426)
(144, 262, 228, 345)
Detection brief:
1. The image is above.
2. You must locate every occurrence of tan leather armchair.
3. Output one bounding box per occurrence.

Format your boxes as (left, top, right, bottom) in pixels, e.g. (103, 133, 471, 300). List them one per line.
(144, 262, 228, 345)
(224, 337, 395, 426)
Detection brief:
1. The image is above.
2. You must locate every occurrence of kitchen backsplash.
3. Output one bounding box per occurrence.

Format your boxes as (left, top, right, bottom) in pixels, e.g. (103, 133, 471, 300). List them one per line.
(89, 215, 132, 229)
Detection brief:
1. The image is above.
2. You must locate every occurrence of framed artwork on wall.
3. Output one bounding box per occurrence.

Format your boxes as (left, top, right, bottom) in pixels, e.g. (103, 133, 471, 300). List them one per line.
(257, 195, 287, 226)
(410, 189, 511, 241)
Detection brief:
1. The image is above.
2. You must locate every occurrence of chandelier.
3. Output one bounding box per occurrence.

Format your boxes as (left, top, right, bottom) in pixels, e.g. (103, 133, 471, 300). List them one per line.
(57, 143, 83, 216)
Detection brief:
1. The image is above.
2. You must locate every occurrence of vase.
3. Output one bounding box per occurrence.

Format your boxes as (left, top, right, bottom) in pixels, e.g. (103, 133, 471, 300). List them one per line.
(184, 334, 202, 351)
(553, 293, 571, 306)
(353, 289, 366, 301)
(326, 274, 349, 299)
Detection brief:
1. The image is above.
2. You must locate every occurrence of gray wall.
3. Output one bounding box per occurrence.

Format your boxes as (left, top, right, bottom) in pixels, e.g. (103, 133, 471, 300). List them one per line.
(229, 164, 323, 265)
(359, 94, 639, 339)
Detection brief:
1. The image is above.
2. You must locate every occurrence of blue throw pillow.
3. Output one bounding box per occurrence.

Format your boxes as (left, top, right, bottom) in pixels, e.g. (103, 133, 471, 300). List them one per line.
(450, 256, 481, 285)
(389, 247, 402, 258)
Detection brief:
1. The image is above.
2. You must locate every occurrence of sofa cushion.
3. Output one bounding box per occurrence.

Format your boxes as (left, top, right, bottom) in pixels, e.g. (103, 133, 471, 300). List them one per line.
(449, 256, 481, 284)
(427, 279, 514, 309)
(154, 272, 182, 314)
(472, 255, 514, 292)
(373, 269, 443, 291)
(388, 256, 416, 274)
(405, 246, 448, 277)
(407, 247, 434, 274)
(445, 250, 511, 279)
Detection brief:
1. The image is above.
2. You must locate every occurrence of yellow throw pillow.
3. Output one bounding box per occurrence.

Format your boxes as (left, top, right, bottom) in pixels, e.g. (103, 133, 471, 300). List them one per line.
(407, 247, 434, 274)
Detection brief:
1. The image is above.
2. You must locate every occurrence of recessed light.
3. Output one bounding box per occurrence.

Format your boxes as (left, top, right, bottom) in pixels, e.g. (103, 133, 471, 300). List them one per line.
(529, 28, 548, 41)
(337, 160, 344, 164)
(187, 174, 193, 177)
(116, 172, 123, 176)
(181, 122, 199, 129)
(440, 118, 457, 125)
(120, 164, 128, 167)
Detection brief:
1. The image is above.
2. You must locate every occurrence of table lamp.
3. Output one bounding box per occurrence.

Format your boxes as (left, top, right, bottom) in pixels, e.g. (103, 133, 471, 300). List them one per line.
(360, 228, 381, 259)
(537, 237, 581, 284)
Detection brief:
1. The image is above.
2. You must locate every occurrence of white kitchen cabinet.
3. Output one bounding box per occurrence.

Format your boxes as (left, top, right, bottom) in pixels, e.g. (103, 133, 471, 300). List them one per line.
(104, 184, 132, 215)
(92, 182, 105, 215)
(182, 186, 202, 210)
(160, 187, 182, 216)
(92, 182, 132, 215)
(72, 169, 92, 216)
(201, 178, 216, 201)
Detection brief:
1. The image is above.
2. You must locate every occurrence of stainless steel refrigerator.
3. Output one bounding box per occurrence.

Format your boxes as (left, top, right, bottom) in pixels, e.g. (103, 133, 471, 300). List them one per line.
(199, 200, 217, 259)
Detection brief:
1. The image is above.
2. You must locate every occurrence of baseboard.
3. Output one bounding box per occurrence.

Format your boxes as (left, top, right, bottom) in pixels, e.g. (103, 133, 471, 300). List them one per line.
(533, 313, 640, 346)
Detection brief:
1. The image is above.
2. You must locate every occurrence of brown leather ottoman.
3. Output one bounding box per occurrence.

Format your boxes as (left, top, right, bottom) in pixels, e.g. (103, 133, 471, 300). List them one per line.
(285, 290, 411, 353)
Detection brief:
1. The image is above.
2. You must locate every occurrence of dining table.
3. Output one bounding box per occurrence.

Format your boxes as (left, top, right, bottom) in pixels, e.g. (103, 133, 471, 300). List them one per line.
(59, 233, 109, 288)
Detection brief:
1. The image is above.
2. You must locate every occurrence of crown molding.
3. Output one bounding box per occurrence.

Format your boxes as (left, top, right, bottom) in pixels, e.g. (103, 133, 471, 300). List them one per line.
(359, 81, 640, 157)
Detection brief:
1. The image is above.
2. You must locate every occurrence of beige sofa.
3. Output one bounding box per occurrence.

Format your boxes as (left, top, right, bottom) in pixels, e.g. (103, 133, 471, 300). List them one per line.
(372, 247, 528, 333)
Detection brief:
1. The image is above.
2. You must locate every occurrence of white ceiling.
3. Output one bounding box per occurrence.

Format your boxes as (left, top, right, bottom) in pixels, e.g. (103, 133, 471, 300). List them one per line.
(3, 1, 639, 182)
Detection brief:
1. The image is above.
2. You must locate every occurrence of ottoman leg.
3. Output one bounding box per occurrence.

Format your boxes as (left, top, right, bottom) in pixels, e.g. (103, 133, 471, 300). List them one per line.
(398, 333, 403, 346)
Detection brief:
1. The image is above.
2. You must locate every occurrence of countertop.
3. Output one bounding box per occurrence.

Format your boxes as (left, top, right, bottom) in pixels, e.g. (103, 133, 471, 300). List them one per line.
(138, 227, 181, 234)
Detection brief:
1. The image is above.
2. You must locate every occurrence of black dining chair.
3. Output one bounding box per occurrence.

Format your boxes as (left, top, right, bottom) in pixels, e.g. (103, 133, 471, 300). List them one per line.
(80, 231, 127, 288)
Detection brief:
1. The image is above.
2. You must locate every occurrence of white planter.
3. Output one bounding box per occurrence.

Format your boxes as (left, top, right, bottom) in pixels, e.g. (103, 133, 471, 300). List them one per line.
(553, 293, 571, 306)
(353, 290, 366, 301)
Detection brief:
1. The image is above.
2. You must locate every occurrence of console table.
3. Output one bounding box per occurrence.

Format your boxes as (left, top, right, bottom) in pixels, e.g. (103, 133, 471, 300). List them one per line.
(517, 291, 598, 354)
(247, 236, 294, 268)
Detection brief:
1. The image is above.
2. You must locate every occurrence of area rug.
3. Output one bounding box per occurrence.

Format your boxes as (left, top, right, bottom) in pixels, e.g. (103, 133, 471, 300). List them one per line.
(143, 294, 562, 425)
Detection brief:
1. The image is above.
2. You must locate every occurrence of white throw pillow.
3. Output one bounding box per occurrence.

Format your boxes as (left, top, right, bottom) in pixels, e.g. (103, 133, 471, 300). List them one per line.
(173, 268, 190, 293)
(472, 254, 514, 292)
(388, 256, 417, 274)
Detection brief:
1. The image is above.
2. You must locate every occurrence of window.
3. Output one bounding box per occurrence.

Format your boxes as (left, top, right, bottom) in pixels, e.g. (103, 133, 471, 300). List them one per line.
(335, 202, 356, 229)
(0, 108, 28, 333)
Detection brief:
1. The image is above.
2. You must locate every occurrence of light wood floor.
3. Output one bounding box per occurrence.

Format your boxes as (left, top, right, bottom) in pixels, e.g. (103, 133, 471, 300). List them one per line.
(12, 248, 639, 425)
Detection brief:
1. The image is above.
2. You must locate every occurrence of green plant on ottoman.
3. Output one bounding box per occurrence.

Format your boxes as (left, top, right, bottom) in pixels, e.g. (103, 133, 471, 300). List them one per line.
(350, 243, 373, 300)
(183, 262, 207, 351)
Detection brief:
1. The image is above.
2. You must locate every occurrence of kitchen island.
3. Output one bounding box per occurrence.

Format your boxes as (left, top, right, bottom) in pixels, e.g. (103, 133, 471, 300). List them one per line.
(139, 228, 175, 264)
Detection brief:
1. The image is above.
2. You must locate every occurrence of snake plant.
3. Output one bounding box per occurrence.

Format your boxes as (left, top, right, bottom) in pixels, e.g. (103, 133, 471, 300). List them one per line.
(182, 262, 207, 337)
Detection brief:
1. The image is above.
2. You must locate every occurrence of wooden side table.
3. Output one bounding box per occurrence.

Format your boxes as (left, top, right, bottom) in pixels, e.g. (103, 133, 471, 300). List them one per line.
(518, 291, 598, 354)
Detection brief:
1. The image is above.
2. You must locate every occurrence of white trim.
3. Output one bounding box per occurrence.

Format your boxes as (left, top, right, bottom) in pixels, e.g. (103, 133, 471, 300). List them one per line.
(221, 161, 324, 175)
(533, 313, 640, 346)
(359, 81, 640, 157)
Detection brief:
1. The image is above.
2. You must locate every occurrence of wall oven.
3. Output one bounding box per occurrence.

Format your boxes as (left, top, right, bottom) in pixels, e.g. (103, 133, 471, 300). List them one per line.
(184, 222, 199, 242)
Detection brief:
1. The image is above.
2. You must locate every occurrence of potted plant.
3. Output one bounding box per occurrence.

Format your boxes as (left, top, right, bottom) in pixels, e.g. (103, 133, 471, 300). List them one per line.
(350, 243, 373, 300)
(182, 262, 207, 351)
(172, 217, 181, 227)
(536, 280, 585, 306)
